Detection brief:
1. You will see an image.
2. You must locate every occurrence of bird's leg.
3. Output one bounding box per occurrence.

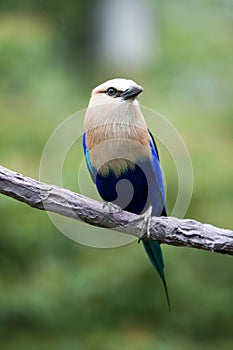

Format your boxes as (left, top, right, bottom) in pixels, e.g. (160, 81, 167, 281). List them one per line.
(103, 201, 122, 214)
(137, 205, 153, 243)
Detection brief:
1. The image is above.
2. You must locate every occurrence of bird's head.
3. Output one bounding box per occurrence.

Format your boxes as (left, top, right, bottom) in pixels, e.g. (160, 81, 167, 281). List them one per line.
(88, 78, 143, 107)
(85, 78, 146, 130)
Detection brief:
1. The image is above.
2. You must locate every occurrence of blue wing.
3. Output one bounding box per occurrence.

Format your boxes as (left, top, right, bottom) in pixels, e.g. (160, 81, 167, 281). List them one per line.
(141, 130, 170, 310)
(82, 132, 97, 183)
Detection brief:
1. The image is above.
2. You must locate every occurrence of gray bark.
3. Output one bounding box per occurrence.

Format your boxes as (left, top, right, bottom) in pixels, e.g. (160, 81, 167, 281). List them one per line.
(0, 165, 232, 255)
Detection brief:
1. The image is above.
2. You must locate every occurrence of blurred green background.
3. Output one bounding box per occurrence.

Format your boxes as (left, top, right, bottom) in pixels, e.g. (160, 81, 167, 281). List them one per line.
(0, 0, 233, 349)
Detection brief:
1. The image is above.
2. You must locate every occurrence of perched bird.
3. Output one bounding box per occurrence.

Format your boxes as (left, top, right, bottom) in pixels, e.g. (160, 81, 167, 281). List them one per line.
(83, 78, 170, 309)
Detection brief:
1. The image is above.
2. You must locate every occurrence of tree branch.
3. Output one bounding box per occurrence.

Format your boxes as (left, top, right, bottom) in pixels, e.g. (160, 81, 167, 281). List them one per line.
(0, 165, 232, 255)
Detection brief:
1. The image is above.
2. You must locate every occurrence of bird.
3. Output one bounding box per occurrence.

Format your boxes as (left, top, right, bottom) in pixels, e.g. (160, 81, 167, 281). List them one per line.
(83, 78, 170, 309)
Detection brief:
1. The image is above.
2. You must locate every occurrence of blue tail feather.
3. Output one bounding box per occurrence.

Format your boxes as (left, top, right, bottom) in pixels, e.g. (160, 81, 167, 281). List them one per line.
(142, 239, 170, 311)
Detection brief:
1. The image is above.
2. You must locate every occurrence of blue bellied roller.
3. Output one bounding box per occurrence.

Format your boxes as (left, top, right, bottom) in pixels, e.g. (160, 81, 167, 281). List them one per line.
(83, 78, 170, 309)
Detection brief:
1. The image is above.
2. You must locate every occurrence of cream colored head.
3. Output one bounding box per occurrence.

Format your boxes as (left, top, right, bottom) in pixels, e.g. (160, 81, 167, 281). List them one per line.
(88, 78, 143, 107)
(85, 78, 145, 129)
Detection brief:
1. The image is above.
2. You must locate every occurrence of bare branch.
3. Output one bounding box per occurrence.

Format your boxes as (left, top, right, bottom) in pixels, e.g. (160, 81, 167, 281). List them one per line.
(0, 165, 232, 255)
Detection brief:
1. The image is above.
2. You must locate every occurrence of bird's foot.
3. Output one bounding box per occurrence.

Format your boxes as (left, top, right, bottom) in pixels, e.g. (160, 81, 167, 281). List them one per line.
(137, 205, 153, 243)
(103, 202, 122, 214)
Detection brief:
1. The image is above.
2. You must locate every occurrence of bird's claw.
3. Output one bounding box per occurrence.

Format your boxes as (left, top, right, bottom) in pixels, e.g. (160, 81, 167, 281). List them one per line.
(103, 202, 122, 214)
(137, 206, 152, 243)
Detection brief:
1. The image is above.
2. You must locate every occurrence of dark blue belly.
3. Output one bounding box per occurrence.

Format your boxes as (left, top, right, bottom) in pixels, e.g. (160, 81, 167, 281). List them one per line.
(96, 163, 148, 215)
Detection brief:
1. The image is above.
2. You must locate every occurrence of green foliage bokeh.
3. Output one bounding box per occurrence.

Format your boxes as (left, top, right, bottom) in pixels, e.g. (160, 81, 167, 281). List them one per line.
(0, 1, 233, 349)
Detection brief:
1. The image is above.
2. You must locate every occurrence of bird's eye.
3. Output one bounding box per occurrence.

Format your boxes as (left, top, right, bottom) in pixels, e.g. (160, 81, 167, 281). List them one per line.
(106, 87, 117, 96)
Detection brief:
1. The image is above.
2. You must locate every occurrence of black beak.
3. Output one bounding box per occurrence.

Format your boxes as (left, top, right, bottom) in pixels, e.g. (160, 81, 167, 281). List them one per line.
(121, 85, 143, 101)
